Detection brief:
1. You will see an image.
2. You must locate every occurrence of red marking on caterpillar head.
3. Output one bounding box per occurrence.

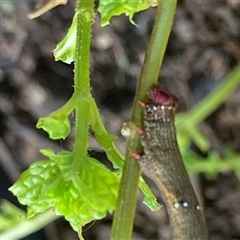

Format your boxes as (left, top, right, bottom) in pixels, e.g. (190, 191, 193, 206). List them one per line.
(149, 85, 179, 108)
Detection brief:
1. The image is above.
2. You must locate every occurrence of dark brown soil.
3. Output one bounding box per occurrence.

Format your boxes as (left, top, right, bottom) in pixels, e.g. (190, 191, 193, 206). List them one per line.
(1, 0, 240, 239)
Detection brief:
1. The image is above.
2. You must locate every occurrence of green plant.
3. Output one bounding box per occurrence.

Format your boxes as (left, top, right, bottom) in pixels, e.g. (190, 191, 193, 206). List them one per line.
(8, 1, 163, 239)
(2, 0, 240, 240)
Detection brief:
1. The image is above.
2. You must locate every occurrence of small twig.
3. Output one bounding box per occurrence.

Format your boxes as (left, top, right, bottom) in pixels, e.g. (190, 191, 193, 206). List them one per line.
(28, 0, 68, 19)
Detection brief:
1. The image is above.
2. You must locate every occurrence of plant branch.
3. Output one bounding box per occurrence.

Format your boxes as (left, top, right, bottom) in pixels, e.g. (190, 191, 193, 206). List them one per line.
(0, 210, 59, 240)
(111, 1, 177, 239)
(177, 64, 240, 129)
(72, 0, 95, 171)
(176, 64, 240, 151)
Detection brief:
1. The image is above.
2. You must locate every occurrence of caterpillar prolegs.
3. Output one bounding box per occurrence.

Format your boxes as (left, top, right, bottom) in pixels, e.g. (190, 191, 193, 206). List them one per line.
(122, 85, 208, 239)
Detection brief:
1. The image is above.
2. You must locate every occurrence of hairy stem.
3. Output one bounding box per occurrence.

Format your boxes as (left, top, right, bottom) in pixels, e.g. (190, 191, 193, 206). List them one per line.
(72, 0, 95, 171)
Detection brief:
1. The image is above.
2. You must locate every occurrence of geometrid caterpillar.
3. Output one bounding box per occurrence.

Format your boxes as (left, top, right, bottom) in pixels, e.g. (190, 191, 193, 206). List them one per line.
(124, 85, 208, 239)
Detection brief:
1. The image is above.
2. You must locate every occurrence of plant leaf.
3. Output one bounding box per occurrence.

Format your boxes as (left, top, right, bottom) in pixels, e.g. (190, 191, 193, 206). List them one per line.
(89, 99, 124, 169)
(54, 12, 77, 64)
(139, 180, 160, 211)
(9, 150, 120, 238)
(98, 0, 158, 26)
(36, 116, 70, 140)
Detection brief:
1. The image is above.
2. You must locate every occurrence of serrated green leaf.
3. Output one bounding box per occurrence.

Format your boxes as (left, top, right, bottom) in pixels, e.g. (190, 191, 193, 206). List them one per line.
(89, 99, 124, 169)
(139, 180, 160, 211)
(36, 116, 70, 140)
(94, 131, 125, 168)
(54, 12, 77, 64)
(9, 150, 120, 238)
(98, 0, 158, 26)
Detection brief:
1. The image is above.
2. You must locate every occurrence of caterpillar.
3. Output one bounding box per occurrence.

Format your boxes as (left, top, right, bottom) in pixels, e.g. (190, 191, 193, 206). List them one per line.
(129, 85, 208, 239)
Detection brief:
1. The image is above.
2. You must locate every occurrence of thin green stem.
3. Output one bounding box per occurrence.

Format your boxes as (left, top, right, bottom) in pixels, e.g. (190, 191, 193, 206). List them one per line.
(176, 64, 240, 151)
(185, 153, 240, 178)
(0, 210, 59, 240)
(49, 94, 78, 117)
(72, 0, 95, 170)
(111, 1, 177, 239)
(177, 64, 240, 129)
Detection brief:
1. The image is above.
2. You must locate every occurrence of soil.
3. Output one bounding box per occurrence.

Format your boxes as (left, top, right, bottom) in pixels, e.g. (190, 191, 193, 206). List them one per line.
(1, 0, 240, 239)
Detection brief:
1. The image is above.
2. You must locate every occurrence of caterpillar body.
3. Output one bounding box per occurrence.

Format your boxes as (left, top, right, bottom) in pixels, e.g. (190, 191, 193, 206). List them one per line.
(138, 85, 208, 239)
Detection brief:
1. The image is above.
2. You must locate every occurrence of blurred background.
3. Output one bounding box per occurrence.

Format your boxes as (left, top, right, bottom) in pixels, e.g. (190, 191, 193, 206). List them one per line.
(1, 0, 240, 239)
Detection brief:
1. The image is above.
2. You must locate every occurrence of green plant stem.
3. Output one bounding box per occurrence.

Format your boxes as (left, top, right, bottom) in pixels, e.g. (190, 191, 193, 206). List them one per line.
(176, 64, 240, 151)
(72, 0, 95, 171)
(177, 64, 240, 129)
(110, 1, 177, 240)
(89, 97, 125, 168)
(50, 94, 78, 117)
(0, 210, 59, 240)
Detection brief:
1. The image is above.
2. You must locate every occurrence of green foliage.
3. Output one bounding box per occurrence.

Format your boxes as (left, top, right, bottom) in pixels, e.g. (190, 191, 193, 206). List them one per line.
(10, 149, 120, 235)
(99, 0, 158, 26)
(5, 0, 240, 239)
(9, 1, 160, 233)
(183, 148, 240, 180)
(36, 116, 70, 140)
(176, 64, 240, 180)
(54, 13, 77, 64)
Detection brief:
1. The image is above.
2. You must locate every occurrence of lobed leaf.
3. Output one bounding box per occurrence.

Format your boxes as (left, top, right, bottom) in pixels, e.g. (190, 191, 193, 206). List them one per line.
(9, 150, 120, 237)
(36, 116, 70, 140)
(98, 0, 158, 26)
